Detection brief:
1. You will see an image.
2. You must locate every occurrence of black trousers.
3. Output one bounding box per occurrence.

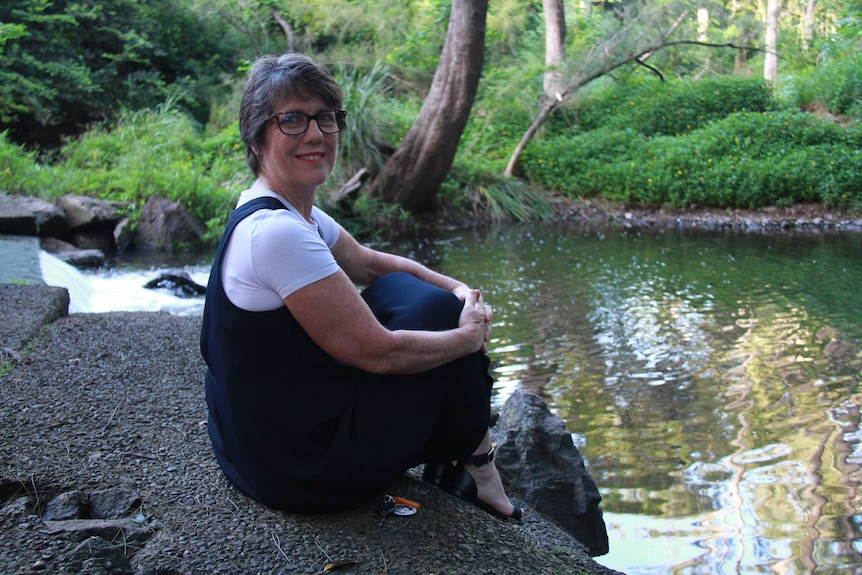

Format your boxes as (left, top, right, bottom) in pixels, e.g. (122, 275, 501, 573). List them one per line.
(351, 272, 493, 483)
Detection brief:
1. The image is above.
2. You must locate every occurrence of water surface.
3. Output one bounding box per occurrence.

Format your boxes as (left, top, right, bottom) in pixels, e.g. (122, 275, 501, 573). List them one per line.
(373, 223, 862, 574)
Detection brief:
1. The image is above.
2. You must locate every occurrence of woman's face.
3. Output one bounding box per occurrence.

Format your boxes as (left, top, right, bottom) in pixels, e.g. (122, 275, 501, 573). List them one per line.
(257, 94, 339, 198)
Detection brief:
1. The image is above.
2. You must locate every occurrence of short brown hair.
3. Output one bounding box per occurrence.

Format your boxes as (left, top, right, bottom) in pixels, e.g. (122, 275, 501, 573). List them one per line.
(239, 53, 344, 176)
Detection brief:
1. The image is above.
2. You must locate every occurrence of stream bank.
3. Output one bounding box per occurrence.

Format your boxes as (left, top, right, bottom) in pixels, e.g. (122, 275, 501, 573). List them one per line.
(0, 283, 621, 575)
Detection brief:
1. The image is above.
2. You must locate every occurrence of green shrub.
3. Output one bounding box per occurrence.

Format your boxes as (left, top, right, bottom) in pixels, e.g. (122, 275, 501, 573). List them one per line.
(520, 127, 648, 199)
(568, 77, 777, 137)
(53, 100, 247, 241)
(442, 155, 554, 222)
(460, 63, 544, 166)
(0, 131, 55, 195)
(522, 108, 862, 210)
(783, 47, 862, 119)
(333, 61, 397, 179)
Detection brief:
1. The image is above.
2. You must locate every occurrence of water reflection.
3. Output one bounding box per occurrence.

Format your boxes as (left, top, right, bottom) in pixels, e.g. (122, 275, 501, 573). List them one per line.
(404, 223, 862, 574)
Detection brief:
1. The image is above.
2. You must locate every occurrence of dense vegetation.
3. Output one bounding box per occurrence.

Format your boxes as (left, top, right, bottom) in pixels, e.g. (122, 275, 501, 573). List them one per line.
(1, 0, 860, 241)
(522, 78, 862, 209)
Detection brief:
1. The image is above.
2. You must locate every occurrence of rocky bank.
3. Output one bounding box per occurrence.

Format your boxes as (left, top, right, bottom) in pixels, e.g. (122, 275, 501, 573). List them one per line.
(0, 283, 621, 575)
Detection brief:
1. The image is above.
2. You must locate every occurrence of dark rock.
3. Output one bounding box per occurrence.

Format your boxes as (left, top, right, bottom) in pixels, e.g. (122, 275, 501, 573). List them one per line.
(41, 237, 106, 268)
(69, 229, 116, 255)
(1, 496, 32, 517)
(90, 488, 141, 520)
(135, 196, 206, 252)
(43, 518, 154, 544)
(63, 536, 133, 575)
(144, 271, 206, 297)
(43, 490, 90, 521)
(492, 389, 609, 557)
(0, 283, 69, 353)
(56, 195, 122, 231)
(0, 192, 67, 238)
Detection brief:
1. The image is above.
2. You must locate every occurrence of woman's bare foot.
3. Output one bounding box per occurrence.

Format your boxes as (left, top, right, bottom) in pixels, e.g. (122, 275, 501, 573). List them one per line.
(463, 458, 516, 517)
(463, 431, 517, 518)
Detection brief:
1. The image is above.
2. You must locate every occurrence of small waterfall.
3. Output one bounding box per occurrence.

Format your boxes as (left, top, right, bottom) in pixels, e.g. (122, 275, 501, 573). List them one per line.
(39, 250, 93, 313)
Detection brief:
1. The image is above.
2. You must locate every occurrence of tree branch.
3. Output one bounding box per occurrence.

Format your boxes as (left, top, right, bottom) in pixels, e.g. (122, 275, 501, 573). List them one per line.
(271, 9, 295, 52)
(504, 28, 764, 178)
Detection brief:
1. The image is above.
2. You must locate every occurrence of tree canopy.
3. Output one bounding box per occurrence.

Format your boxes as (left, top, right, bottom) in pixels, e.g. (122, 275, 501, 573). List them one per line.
(1, 0, 860, 223)
(0, 0, 239, 149)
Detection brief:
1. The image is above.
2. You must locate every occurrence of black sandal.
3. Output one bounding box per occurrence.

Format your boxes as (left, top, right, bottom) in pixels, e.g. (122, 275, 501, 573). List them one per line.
(429, 446, 523, 523)
(421, 461, 452, 487)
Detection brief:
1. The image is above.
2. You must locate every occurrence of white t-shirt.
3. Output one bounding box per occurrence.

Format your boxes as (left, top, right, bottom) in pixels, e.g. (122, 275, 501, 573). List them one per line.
(222, 184, 341, 311)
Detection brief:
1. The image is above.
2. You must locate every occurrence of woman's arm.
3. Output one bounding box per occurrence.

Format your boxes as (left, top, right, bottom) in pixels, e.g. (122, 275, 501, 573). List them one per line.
(332, 226, 470, 297)
(283, 268, 488, 374)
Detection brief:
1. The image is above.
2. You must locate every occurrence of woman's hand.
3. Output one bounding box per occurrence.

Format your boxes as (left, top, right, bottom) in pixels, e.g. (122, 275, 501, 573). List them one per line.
(459, 289, 493, 353)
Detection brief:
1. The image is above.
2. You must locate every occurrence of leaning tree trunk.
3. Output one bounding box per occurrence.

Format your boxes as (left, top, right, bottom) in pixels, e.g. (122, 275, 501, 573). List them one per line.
(802, 0, 816, 52)
(763, 0, 779, 86)
(369, 0, 488, 212)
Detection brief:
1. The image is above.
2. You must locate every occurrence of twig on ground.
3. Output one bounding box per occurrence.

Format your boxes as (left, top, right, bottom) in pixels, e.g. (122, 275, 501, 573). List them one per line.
(271, 532, 292, 563)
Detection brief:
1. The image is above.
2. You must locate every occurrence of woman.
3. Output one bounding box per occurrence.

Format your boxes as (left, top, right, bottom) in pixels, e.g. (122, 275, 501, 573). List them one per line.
(200, 52, 521, 522)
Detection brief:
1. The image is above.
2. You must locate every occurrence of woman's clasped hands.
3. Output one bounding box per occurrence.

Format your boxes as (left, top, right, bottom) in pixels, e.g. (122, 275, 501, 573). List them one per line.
(457, 287, 493, 354)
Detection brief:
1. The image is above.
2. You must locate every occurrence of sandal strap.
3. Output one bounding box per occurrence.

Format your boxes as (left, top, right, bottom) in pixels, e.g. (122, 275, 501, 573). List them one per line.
(462, 443, 496, 467)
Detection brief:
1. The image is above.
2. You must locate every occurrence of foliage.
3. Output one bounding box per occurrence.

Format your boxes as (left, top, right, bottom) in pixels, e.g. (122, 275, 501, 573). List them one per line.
(385, 0, 451, 84)
(326, 193, 412, 240)
(4, 0, 862, 242)
(439, 155, 554, 222)
(5, 99, 248, 242)
(567, 77, 777, 137)
(331, 61, 397, 179)
(522, 110, 862, 210)
(459, 63, 544, 166)
(783, 44, 862, 119)
(0, 130, 55, 193)
(0, 0, 239, 149)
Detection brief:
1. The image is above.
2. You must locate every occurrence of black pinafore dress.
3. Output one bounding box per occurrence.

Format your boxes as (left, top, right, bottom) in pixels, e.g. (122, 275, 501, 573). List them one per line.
(201, 198, 493, 513)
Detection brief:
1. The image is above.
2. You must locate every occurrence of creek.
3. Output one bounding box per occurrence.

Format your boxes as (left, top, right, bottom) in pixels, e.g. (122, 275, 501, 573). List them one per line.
(46, 222, 862, 574)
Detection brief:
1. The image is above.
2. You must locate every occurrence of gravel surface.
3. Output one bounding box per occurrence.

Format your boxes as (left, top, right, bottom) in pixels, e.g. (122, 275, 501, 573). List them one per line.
(0, 283, 621, 575)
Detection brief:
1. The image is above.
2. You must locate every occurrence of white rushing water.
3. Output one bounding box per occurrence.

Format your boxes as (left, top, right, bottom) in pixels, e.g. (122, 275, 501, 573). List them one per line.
(38, 250, 210, 316)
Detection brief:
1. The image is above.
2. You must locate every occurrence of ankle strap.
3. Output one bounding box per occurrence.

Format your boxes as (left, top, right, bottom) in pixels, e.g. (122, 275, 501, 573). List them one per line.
(463, 443, 496, 467)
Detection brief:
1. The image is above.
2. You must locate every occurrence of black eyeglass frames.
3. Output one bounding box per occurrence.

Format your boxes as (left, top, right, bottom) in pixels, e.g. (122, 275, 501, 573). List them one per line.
(267, 110, 347, 135)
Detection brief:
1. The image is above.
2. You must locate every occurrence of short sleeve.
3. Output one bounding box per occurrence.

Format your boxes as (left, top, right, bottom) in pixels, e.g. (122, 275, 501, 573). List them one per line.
(222, 207, 341, 311)
(250, 211, 340, 299)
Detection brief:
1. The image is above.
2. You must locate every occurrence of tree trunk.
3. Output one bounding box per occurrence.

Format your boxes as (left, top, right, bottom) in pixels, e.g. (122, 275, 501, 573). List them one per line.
(802, 0, 817, 53)
(697, 6, 709, 42)
(543, 0, 567, 101)
(763, 0, 779, 86)
(369, 0, 488, 212)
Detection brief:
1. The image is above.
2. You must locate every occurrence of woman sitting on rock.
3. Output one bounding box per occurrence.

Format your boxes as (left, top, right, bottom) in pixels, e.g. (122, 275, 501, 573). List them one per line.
(200, 52, 521, 522)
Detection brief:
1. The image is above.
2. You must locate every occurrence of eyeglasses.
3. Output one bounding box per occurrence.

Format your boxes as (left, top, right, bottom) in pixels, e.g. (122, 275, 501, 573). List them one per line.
(267, 110, 347, 135)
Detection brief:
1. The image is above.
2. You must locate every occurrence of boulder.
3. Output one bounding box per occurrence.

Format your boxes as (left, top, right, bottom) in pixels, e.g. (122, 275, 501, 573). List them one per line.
(492, 388, 609, 556)
(63, 535, 134, 575)
(42, 490, 90, 521)
(56, 194, 122, 230)
(0, 192, 67, 237)
(143, 271, 206, 297)
(113, 217, 134, 253)
(135, 196, 206, 251)
(56, 194, 126, 255)
(41, 237, 106, 268)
